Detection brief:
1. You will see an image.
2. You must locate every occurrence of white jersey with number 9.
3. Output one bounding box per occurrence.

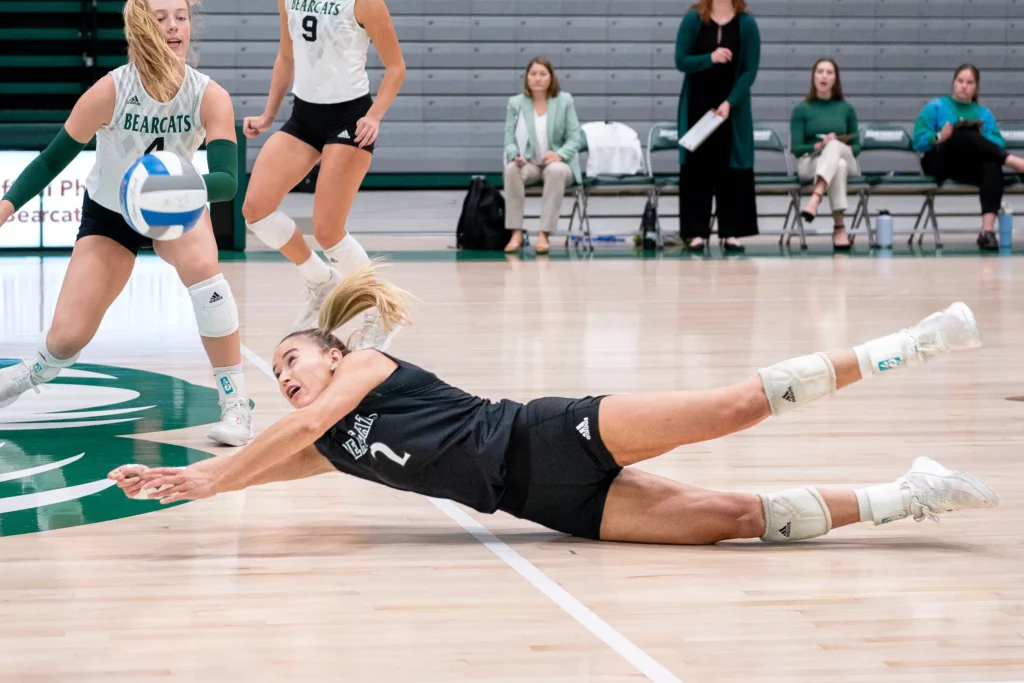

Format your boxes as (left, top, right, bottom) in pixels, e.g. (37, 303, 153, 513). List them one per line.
(286, 0, 371, 104)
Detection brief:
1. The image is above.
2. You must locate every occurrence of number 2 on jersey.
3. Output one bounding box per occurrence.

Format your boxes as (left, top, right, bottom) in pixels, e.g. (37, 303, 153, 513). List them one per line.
(301, 15, 317, 41)
(145, 137, 165, 154)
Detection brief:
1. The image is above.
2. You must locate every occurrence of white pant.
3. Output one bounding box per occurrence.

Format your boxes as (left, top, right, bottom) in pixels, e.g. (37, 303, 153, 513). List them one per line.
(797, 140, 859, 214)
(503, 161, 574, 235)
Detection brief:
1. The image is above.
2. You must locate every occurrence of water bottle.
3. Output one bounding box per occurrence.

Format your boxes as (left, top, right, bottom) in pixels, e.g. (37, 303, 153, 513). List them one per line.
(874, 209, 894, 249)
(998, 202, 1013, 250)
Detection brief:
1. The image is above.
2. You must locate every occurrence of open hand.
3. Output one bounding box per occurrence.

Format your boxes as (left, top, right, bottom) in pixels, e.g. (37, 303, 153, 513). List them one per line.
(134, 466, 216, 505)
(107, 464, 151, 499)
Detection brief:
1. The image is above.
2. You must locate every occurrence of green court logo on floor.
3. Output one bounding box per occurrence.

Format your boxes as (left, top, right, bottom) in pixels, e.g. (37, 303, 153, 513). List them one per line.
(0, 361, 224, 537)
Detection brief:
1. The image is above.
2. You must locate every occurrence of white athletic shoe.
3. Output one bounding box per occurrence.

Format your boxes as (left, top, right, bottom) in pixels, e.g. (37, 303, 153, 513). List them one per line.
(905, 301, 983, 367)
(347, 310, 401, 351)
(0, 359, 44, 409)
(293, 268, 344, 331)
(207, 397, 254, 447)
(899, 456, 999, 523)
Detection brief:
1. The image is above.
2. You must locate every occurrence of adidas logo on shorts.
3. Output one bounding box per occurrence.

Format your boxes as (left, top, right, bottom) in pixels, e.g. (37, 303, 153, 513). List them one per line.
(338, 130, 351, 139)
(576, 417, 591, 441)
(127, 95, 141, 106)
(209, 292, 223, 304)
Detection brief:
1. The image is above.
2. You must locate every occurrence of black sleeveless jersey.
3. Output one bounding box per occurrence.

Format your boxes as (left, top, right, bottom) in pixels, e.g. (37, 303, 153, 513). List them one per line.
(313, 354, 523, 513)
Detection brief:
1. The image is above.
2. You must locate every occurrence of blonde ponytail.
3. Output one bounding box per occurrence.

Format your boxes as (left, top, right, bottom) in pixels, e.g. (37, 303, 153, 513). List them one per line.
(123, 0, 188, 102)
(317, 261, 413, 339)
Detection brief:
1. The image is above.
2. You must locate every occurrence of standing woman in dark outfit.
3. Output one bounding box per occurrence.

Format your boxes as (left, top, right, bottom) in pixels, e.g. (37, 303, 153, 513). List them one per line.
(675, 0, 761, 253)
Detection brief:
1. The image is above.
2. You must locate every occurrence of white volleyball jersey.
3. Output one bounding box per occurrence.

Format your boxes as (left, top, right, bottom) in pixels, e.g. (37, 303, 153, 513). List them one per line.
(286, 0, 371, 104)
(85, 63, 209, 212)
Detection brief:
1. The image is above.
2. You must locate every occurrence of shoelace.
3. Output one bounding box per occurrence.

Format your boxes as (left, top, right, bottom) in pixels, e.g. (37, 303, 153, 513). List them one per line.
(220, 399, 251, 427)
(906, 478, 950, 523)
(15, 358, 45, 396)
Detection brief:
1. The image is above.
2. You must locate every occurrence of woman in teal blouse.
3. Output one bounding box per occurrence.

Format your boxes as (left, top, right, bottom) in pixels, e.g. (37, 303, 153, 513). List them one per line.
(790, 58, 861, 251)
(675, 0, 761, 253)
(912, 64, 1024, 251)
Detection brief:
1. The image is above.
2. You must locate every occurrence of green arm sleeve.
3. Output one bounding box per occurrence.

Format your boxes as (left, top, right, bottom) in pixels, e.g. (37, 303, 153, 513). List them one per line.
(202, 139, 238, 203)
(1, 128, 86, 210)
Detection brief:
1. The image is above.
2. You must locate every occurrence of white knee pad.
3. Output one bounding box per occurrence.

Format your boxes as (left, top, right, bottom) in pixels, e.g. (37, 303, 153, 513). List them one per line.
(322, 233, 370, 276)
(246, 210, 297, 250)
(759, 487, 832, 542)
(188, 274, 239, 338)
(34, 330, 80, 381)
(757, 352, 836, 417)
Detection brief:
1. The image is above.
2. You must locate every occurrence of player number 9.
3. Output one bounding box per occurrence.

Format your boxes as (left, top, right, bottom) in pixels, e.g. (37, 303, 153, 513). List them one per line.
(302, 15, 317, 42)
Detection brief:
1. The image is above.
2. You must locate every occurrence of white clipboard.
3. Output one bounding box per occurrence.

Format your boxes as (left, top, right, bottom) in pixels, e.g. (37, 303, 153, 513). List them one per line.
(679, 110, 726, 152)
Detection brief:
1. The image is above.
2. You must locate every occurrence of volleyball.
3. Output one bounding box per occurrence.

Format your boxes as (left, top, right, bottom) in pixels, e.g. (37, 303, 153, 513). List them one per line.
(119, 151, 207, 241)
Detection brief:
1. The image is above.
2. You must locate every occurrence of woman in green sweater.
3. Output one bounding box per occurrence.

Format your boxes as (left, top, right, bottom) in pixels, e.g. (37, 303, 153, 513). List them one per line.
(912, 64, 1024, 251)
(675, 0, 761, 253)
(790, 58, 860, 251)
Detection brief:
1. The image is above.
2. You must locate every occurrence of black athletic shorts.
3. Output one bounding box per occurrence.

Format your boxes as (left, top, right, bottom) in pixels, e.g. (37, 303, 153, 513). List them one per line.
(77, 191, 152, 256)
(498, 396, 623, 540)
(280, 94, 376, 153)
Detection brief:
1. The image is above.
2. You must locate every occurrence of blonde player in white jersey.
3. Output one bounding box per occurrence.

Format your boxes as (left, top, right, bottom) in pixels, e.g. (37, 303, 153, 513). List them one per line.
(241, 0, 405, 341)
(0, 0, 254, 447)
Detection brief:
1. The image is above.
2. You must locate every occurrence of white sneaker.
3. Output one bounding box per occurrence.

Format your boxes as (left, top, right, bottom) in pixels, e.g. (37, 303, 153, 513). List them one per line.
(0, 360, 44, 409)
(207, 397, 253, 447)
(905, 301, 983, 368)
(293, 268, 343, 332)
(347, 310, 401, 351)
(899, 456, 999, 523)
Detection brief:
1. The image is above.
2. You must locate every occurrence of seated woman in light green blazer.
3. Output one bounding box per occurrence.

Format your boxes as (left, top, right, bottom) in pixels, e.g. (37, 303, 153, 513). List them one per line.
(503, 57, 583, 254)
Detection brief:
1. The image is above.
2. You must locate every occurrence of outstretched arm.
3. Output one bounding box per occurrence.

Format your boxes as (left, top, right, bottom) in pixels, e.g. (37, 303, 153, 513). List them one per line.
(110, 444, 336, 501)
(111, 350, 397, 502)
(1, 75, 114, 222)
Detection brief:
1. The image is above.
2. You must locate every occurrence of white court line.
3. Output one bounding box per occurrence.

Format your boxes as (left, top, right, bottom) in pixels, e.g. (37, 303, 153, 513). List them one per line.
(241, 344, 276, 380)
(430, 498, 682, 683)
(240, 341, 682, 683)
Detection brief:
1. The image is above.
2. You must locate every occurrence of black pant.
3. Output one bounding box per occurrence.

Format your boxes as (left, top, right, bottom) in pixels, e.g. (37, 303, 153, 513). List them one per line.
(921, 129, 1009, 215)
(678, 164, 759, 240)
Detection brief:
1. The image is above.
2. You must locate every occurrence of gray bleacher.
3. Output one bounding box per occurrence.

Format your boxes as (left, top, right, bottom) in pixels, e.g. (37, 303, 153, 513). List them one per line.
(195, 0, 1024, 176)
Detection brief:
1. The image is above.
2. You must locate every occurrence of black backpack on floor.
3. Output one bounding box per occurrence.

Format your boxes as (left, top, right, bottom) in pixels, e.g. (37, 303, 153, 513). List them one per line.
(456, 176, 507, 251)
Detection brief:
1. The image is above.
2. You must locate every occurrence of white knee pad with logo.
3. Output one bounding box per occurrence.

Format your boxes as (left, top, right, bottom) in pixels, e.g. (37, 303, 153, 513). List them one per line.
(188, 274, 239, 338)
(759, 487, 833, 542)
(246, 210, 297, 250)
(757, 352, 837, 416)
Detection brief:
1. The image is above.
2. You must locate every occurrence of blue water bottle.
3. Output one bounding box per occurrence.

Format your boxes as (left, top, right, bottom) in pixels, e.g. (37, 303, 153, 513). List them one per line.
(874, 209, 893, 249)
(998, 202, 1013, 250)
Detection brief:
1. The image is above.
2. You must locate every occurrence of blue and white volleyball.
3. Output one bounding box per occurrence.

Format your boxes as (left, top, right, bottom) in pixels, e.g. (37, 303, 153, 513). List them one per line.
(119, 151, 207, 241)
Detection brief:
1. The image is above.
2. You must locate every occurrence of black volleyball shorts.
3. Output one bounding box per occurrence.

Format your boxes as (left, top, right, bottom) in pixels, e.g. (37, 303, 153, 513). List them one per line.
(499, 395, 623, 540)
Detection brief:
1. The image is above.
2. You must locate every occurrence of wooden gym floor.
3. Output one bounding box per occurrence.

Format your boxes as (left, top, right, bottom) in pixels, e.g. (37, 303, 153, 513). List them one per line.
(1, 245, 1022, 682)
